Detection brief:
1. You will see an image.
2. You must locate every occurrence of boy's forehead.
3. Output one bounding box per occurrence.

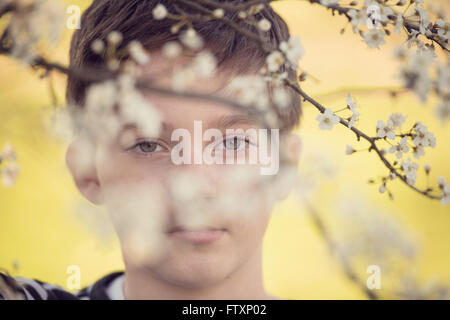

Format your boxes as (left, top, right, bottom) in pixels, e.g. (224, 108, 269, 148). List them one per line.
(136, 51, 261, 129)
(140, 91, 260, 131)
(139, 50, 233, 97)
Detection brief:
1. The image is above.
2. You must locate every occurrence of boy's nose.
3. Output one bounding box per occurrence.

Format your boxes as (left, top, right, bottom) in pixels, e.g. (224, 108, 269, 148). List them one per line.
(190, 165, 220, 199)
(172, 164, 220, 200)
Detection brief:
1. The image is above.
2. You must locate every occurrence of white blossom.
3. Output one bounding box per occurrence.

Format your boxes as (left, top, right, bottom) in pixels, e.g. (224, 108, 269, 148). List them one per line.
(257, 18, 271, 31)
(389, 113, 407, 129)
(119, 90, 162, 138)
(389, 137, 409, 159)
(266, 50, 285, 73)
(363, 29, 386, 49)
(437, 177, 447, 188)
(399, 62, 431, 102)
(1, 163, 20, 187)
(8, 0, 65, 63)
(316, 108, 340, 130)
(171, 66, 196, 92)
(273, 86, 291, 109)
(107, 31, 122, 46)
(377, 120, 395, 140)
(402, 157, 419, 186)
(238, 11, 247, 19)
(346, 94, 358, 113)
(85, 80, 117, 114)
(128, 41, 150, 65)
(378, 4, 394, 25)
(415, 5, 431, 35)
(393, 46, 406, 59)
(412, 145, 425, 159)
(179, 28, 204, 50)
(83, 81, 121, 139)
(213, 8, 224, 18)
(264, 71, 288, 87)
(91, 39, 105, 54)
(2, 142, 17, 162)
(441, 188, 450, 205)
(346, 145, 356, 155)
(348, 9, 367, 27)
(435, 99, 450, 124)
(191, 51, 217, 78)
(410, 49, 435, 69)
(405, 29, 421, 48)
(346, 94, 359, 129)
(437, 177, 450, 205)
(152, 4, 168, 20)
(435, 19, 450, 42)
(279, 36, 304, 68)
(162, 41, 182, 59)
(394, 13, 404, 35)
(320, 0, 339, 6)
(348, 111, 359, 129)
(44, 106, 75, 142)
(413, 122, 436, 148)
(226, 75, 269, 109)
(436, 64, 450, 96)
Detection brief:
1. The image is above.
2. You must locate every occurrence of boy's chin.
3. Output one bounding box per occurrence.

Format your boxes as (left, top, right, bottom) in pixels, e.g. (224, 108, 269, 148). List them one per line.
(137, 251, 239, 289)
(155, 265, 236, 290)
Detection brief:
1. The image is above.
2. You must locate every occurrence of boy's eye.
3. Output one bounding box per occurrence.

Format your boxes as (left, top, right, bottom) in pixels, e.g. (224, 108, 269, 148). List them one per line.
(216, 136, 249, 152)
(224, 137, 242, 150)
(130, 141, 165, 154)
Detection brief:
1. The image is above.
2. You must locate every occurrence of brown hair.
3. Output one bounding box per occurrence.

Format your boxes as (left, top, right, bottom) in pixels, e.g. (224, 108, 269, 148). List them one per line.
(67, 0, 301, 130)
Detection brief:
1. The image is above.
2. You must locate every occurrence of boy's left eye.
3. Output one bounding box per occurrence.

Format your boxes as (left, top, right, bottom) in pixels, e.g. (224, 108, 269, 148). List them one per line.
(215, 136, 250, 152)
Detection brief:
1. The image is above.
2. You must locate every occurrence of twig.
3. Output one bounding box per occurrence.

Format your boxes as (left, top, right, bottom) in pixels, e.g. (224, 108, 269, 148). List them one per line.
(287, 82, 441, 200)
(305, 201, 379, 300)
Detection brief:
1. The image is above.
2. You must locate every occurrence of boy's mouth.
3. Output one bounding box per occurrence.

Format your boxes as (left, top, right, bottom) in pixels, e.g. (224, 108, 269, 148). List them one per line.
(167, 226, 226, 244)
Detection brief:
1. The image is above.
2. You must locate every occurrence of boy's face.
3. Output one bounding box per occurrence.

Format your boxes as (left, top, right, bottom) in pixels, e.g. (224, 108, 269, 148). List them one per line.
(67, 52, 299, 288)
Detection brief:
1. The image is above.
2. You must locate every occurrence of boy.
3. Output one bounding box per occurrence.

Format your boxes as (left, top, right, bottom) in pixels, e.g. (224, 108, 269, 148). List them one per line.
(0, 0, 302, 300)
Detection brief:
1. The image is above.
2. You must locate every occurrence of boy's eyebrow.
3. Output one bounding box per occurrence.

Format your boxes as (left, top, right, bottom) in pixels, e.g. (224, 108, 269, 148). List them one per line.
(208, 114, 260, 129)
(118, 115, 258, 137)
(118, 121, 175, 138)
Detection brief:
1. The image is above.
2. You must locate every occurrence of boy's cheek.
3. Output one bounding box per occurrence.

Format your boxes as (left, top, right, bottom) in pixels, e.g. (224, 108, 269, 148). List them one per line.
(96, 145, 166, 184)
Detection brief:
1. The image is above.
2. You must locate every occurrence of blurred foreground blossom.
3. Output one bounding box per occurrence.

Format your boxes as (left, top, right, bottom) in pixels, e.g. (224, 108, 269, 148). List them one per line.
(6, 0, 64, 63)
(0, 142, 20, 187)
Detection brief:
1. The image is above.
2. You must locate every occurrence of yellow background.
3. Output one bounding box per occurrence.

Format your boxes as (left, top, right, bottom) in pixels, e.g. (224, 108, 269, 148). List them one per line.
(0, 0, 449, 299)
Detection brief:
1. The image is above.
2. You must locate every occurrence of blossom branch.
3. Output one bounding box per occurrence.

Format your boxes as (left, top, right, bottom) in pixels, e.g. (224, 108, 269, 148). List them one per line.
(288, 83, 441, 199)
(0, 0, 448, 202)
(305, 201, 379, 300)
(307, 0, 449, 52)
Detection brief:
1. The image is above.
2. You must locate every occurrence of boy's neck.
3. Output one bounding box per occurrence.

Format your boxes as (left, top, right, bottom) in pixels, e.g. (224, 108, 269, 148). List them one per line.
(122, 245, 274, 300)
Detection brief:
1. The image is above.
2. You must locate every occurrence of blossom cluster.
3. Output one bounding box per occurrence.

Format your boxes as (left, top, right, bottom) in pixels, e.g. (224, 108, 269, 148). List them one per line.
(1, 0, 64, 64)
(0, 142, 19, 187)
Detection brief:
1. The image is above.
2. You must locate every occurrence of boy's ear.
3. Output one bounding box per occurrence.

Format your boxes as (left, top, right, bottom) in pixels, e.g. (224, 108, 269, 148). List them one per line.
(281, 133, 302, 166)
(66, 137, 104, 205)
(272, 133, 302, 202)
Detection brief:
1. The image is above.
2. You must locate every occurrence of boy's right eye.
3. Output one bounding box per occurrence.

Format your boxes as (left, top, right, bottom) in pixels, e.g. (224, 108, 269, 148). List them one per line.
(128, 140, 167, 155)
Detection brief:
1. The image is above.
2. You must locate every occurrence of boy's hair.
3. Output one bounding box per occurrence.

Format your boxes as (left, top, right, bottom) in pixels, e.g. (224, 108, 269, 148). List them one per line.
(67, 0, 301, 130)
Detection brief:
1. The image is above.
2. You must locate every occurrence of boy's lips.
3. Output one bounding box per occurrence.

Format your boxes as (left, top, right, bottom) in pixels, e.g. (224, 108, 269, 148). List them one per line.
(167, 226, 226, 244)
